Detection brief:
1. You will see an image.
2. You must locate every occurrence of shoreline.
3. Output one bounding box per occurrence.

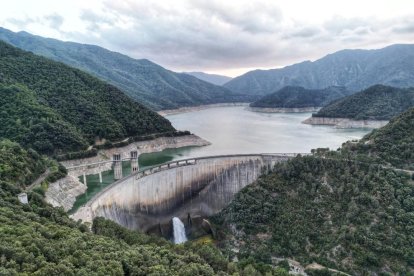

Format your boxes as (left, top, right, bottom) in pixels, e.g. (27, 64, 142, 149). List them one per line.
(302, 116, 389, 128)
(247, 106, 321, 113)
(158, 102, 249, 116)
(46, 134, 211, 211)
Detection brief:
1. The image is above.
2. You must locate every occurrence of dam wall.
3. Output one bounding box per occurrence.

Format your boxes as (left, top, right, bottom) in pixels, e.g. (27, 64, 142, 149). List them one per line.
(73, 154, 303, 231)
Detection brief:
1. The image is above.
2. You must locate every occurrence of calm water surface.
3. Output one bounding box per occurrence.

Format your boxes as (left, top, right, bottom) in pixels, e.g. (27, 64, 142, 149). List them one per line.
(71, 106, 372, 212)
(140, 106, 371, 162)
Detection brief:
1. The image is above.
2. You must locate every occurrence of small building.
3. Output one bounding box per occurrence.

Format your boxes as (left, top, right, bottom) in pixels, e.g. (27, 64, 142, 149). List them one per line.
(18, 193, 28, 204)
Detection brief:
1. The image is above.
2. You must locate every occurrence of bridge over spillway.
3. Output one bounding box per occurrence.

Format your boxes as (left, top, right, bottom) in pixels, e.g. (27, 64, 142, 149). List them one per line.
(72, 153, 308, 232)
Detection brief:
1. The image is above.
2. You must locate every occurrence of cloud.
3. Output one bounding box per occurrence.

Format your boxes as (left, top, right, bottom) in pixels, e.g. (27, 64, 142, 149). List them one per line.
(71, 0, 289, 69)
(190, 0, 284, 34)
(44, 13, 64, 29)
(392, 18, 414, 34)
(6, 13, 64, 31)
(3, 0, 414, 75)
(6, 17, 35, 29)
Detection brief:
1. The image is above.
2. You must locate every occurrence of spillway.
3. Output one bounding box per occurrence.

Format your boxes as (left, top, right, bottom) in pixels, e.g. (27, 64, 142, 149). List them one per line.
(172, 217, 188, 244)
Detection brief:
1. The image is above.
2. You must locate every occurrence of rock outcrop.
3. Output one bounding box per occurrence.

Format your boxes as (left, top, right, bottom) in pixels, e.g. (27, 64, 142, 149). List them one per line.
(302, 117, 389, 128)
(45, 175, 86, 211)
(248, 106, 321, 113)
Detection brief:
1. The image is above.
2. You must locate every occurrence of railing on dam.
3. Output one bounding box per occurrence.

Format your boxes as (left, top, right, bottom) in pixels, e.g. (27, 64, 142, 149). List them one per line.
(82, 153, 310, 208)
(66, 153, 308, 171)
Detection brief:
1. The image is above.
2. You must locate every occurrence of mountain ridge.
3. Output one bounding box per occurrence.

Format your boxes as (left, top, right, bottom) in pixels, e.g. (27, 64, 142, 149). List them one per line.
(224, 44, 414, 96)
(183, 71, 232, 85)
(0, 27, 251, 110)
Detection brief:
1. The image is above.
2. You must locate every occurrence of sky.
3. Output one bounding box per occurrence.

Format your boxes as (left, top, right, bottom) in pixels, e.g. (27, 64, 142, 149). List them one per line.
(1, 0, 413, 77)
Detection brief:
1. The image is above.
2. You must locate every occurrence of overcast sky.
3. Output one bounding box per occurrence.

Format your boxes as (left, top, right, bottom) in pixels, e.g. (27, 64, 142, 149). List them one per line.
(1, 0, 413, 77)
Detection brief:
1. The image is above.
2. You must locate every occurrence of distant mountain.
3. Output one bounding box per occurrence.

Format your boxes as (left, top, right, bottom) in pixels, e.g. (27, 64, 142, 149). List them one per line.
(225, 44, 414, 96)
(312, 85, 414, 120)
(0, 41, 174, 155)
(250, 86, 351, 108)
(183, 72, 232, 85)
(0, 27, 250, 110)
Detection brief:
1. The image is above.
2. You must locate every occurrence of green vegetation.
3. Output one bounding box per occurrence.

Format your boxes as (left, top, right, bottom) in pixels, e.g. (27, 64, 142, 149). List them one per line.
(213, 108, 414, 274)
(344, 107, 414, 170)
(214, 157, 414, 274)
(0, 27, 252, 110)
(0, 139, 290, 275)
(0, 139, 47, 188)
(313, 85, 414, 120)
(250, 86, 350, 108)
(0, 41, 174, 155)
(0, 84, 88, 154)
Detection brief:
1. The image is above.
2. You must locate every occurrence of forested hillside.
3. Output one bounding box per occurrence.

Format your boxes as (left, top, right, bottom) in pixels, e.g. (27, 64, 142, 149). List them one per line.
(0, 41, 174, 154)
(250, 86, 350, 108)
(313, 85, 414, 120)
(225, 44, 414, 96)
(345, 107, 414, 169)
(0, 139, 47, 187)
(0, 140, 289, 275)
(0, 27, 251, 110)
(213, 108, 414, 274)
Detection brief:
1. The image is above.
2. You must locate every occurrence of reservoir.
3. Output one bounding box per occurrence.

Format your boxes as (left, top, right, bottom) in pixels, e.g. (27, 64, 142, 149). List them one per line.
(71, 106, 371, 212)
(140, 106, 371, 165)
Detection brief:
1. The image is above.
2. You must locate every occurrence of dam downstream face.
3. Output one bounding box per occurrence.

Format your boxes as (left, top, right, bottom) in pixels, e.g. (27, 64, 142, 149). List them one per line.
(78, 155, 291, 233)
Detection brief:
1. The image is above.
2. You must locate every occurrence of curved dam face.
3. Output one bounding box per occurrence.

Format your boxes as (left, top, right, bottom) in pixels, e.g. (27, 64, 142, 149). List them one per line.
(73, 154, 299, 232)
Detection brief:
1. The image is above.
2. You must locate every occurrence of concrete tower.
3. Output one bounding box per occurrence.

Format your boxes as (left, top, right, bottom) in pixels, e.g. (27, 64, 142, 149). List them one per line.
(113, 153, 123, 180)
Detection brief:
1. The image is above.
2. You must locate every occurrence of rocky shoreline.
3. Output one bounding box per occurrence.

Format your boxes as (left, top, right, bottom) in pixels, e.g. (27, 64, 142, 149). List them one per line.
(158, 102, 249, 116)
(248, 106, 321, 113)
(46, 134, 211, 211)
(302, 116, 389, 128)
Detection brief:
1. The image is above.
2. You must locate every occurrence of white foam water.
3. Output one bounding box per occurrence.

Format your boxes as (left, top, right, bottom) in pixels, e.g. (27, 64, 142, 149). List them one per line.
(172, 217, 188, 244)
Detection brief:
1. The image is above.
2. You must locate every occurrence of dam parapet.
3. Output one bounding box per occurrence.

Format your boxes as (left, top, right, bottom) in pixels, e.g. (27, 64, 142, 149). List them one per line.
(72, 153, 308, 232)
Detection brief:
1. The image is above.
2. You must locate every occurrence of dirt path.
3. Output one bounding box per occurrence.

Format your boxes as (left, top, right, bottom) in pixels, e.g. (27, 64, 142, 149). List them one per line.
(306, 262, 351, 275)
(26, 168, 51, 191)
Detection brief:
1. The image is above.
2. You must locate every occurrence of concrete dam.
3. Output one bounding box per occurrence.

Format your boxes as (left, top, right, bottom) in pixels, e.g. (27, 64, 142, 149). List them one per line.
(73, 153, 304, 234)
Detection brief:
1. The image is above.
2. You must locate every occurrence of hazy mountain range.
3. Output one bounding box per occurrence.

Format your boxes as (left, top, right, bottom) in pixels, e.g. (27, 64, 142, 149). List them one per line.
(183, 72, 232, 85)
(0, 27, 250, 110)
(225, 44, 414, 96)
